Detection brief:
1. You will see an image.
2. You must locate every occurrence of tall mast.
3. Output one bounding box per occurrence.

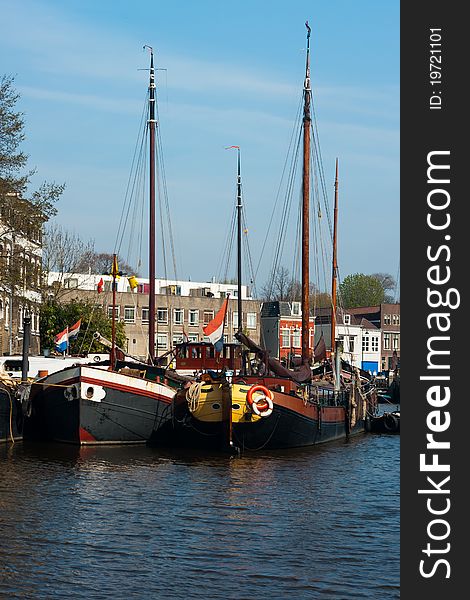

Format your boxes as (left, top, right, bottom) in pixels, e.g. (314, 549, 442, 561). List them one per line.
(226, 146, 243, 332)
(331, 158, 339, 352)
(146, 46, 156, 364)
(301, 22, 312, 366)
(236, 148, 242, 332)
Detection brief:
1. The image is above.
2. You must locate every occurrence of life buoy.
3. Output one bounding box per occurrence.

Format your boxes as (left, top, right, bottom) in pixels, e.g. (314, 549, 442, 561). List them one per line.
(246, 385, 274, 417)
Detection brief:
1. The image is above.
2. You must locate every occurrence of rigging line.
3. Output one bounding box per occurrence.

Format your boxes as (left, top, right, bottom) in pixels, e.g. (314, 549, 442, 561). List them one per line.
(254, 93, 304, 281)
(311, 100, 332, 236)
(241, 208, 258, 298)
(114, 93, 148, 254)
(155, 99, 179, 282)
(268, 129, 301, 295)
(222, 205, 237, 283)
(124, 135, 147, 265)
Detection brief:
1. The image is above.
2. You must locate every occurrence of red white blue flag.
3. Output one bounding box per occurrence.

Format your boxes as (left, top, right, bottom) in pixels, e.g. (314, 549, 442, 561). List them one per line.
(68, 320, 81, 339)
(203, 297, 229, 352)
(54, 328, 68, 353)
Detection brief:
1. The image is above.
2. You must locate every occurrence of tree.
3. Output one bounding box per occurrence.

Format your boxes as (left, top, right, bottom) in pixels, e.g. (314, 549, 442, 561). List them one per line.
(371, 272, 397, 303)
(74, 252, 138, 277)
(0, 76, 63, 233)
(40, 298, 126, 354)
(339, 273, 385, 308)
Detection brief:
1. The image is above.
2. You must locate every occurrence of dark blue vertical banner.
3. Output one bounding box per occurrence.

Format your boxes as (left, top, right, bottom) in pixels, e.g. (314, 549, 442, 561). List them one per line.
(401, 3, 466, 598)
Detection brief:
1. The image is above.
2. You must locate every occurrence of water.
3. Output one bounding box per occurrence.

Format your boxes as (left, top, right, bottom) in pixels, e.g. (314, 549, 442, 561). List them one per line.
(0, 429, 399, 599)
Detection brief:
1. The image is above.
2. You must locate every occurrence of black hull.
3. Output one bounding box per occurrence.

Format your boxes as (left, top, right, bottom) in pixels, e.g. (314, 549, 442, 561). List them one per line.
(23, 366, 175, 445)
(0, 390, 23, 443)
(149, 402, 365, 452)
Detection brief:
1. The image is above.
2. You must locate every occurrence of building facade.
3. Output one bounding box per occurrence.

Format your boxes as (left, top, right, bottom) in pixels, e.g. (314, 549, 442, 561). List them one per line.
(0, 196, 42, 355)
(347, 304, 400, 371)
(50, 273, 261, 362)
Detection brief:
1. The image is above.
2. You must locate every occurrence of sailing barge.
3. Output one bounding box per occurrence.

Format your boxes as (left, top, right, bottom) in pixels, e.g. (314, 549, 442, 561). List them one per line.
(22, 48, 184, 445)
(149, 23, 377, 453)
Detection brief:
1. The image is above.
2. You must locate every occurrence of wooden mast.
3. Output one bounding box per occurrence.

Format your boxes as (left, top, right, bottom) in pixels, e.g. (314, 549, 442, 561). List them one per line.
(236, 147, 243, 333)
(331, 158, 339, 352)
(146, 46, 157, 364)
(301, 22, 312, 366)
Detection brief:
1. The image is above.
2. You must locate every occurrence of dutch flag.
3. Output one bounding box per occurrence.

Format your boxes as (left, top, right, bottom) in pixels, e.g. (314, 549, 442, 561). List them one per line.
(203, 297, 229, 353)
(54, 328, 68, 353)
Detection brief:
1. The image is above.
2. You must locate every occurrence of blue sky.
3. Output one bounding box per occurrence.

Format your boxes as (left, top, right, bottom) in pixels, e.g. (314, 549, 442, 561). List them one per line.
(1, 0, 399, 292)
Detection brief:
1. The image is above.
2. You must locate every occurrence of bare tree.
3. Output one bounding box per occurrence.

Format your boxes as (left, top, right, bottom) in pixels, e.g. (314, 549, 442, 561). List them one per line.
(371, 272, 397, 303)
(42, 223, 95, 298)
(75, 252, 138, 277)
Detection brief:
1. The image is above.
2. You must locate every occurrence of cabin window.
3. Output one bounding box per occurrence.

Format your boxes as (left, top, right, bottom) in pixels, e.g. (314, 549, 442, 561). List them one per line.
(383, 333, 391, 350)
(142, 307, 149, 323)
(157, 307, 168, 323)
(191, 346, 201, 359)
(247, 312, 257, 329)
(203, 311, 214, 325)
(281, 328, 290, 348)
(157, 333, 168, 349)
(173, 308, 184, 325)
(124, 306, 135, 323)
(189, 309, 199, 326)
(206, 347, 215, 359)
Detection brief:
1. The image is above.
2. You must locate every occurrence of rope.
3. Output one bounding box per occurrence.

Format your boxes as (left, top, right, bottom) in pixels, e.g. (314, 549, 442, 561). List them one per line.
(186, 381, 203, 413)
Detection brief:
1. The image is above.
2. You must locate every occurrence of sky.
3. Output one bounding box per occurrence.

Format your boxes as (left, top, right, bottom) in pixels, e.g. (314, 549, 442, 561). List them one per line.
(1, 0, 399, 293)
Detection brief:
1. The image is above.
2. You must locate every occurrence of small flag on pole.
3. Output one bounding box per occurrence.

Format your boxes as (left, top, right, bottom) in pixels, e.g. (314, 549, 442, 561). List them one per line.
(203, 297, 229, 353)
(128, 275, 138, 290)
(97, 277, 104, 293)
(111, 255, 120, 279)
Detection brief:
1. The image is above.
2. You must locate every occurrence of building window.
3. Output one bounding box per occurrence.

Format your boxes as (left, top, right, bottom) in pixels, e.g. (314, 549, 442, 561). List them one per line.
(188, 333, 199, 343)
(232, 311, 239, 329)
(383, 333, 391, 350)
(189, 309, 199, 326)
(392, 334, 400, 350)
(291, 329, 301, 348)
(124, 306, 135, 323)
(371, 336, 379, 352)
(349, 336, 355, 353)
(392, 314, 400, 326)
(173, 308, 184, 325)
(384, 314, 391, 326)
(247, 312, 257, 329)
(157, 333, 168, 349)
(343, 314, 351, 325)
(362, 335, 369, 352)
(203, 311, 214, 325)
(291, 302, 301, 316)
(142, 307, 149, 323)
(108, 306, 120, 320)
(281, 328, 290, 348)
(64, 278, 79, 289)
(173, 334, 185, 346)
(157, 307, 168, 323)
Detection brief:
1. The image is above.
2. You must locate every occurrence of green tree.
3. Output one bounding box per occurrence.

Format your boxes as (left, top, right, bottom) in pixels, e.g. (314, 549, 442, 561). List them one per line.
(40, 298, 126, 355)
(339, 273, 385, 308)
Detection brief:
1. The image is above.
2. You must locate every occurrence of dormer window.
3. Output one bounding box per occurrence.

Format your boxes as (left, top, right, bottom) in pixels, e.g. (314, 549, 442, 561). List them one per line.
(291, 301, 301, 316)
(343, 314, 351, 325)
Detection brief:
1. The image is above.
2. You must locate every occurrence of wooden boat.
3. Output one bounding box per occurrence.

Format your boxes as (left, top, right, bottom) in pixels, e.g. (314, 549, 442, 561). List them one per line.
(22, 48, 183, 445)
(150, 23, 377, 453)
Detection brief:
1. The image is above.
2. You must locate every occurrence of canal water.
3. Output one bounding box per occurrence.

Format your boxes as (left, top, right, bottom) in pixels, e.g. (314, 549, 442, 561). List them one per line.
(1, 426, 399, 599)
